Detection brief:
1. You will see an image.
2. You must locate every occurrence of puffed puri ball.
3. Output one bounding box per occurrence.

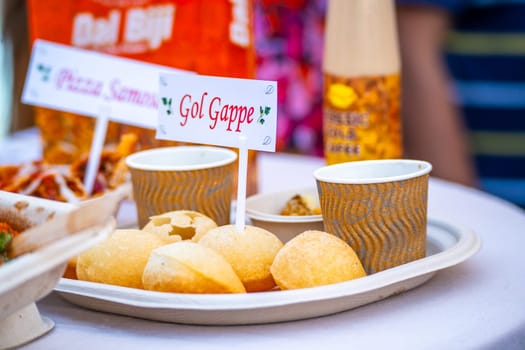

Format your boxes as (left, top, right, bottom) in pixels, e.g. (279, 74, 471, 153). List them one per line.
(142, 241, 246, 294)
(270, 230, 366, 290)
(76, 229, 165, 289)
(198, 224, 284, 292)
(142, 210, 217, 243)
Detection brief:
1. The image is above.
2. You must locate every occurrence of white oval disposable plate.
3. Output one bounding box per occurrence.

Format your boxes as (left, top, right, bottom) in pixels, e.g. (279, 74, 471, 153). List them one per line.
(55, 217, 481, 325)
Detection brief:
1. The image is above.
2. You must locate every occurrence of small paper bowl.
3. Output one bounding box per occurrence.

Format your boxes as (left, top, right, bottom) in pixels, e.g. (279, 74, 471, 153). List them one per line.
(245, 188, 324, 243)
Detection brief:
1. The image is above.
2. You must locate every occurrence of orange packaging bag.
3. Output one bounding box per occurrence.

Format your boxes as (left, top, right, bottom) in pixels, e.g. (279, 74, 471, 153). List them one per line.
(26, 0, 258, 194)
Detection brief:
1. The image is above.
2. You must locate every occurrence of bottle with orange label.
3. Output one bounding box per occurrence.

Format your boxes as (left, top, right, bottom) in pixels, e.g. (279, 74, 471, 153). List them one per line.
(26, 0, 258, 194)
(322, 0, 403, 164)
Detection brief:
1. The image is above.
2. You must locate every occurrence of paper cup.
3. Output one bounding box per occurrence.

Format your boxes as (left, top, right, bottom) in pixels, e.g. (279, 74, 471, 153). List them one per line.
(314, 159, 432, 274)
(126, 146, 237, 228)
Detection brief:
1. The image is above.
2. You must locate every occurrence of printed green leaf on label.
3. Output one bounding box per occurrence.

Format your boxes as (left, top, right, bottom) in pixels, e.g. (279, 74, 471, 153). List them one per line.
(161, 97, 173, 115)
(258, 105, 271, 125)
(37, 63, 52, 82)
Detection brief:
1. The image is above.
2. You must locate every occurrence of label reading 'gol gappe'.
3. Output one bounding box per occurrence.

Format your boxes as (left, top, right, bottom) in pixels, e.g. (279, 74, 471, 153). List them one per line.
(323, 73, 402, 164)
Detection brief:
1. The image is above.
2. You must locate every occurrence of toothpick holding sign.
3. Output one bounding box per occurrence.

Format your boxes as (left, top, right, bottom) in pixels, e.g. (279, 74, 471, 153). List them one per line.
(157, 74, 278, 231)
(83, 105, 110, 195)
(21, 39, 188, 194)
(235, 136, 249, 232)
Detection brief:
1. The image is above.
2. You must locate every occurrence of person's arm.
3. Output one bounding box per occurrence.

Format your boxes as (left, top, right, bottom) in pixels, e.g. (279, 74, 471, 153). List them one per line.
(396, 5, 478, 187)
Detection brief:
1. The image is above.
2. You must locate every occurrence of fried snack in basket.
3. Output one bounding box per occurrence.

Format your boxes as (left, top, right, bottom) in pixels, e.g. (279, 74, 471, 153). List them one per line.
(198, 225, 284, 292)
(76, 229, 165, 289)
(0, 165, 22, 189)
(142, 241, 246, 294)
(70, 133, 138, 195)
(142, 210, 217, 243)
(270, 230, 366, 290)
(0, 133, 137, 202)
(0, 161, 87, 203)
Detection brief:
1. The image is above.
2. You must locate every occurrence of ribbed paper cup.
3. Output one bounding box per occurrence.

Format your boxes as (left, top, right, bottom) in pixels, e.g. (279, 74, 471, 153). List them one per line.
(314, 159, 432, 274)
(126, 146, 237, 228)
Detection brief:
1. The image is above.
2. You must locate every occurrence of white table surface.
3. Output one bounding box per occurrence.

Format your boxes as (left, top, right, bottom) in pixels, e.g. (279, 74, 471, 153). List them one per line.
(2, 136, 525, 350)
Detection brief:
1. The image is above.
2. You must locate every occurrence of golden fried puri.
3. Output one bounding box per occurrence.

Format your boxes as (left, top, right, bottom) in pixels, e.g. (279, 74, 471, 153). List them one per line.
(270, 230, 366, 290)
(198, 224, 284, 292)
(142, 210, 217, 243)
(76, 229, 165, 289)
(142, 241, 246, 294)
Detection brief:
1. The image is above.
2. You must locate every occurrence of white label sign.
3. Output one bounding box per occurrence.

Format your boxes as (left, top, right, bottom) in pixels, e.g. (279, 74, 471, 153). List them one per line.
(157, 74, 278, 152)
(22, 39, 188, 129)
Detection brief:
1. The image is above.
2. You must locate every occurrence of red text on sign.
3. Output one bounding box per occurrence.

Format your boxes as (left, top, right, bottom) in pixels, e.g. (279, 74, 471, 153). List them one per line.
(178, 92, 255, 132)
(56, 69, 103, 96)
(179, 93, 208, 126)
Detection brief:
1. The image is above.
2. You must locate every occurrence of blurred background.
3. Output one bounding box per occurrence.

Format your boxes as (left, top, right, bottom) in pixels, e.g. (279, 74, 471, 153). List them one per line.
(1, 0, 31, 137)
(1, 0, 524, 209)
(0, 0, 327, 155)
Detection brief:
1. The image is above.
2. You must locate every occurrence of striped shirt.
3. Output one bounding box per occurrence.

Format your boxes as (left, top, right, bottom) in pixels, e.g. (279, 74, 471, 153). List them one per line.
(398, 0, 525, 208)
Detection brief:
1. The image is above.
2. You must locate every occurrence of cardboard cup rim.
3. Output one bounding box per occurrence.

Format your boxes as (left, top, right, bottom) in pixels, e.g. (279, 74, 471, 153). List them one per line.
(313, 159, 432, 184)
(125, 146, 238, 171)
